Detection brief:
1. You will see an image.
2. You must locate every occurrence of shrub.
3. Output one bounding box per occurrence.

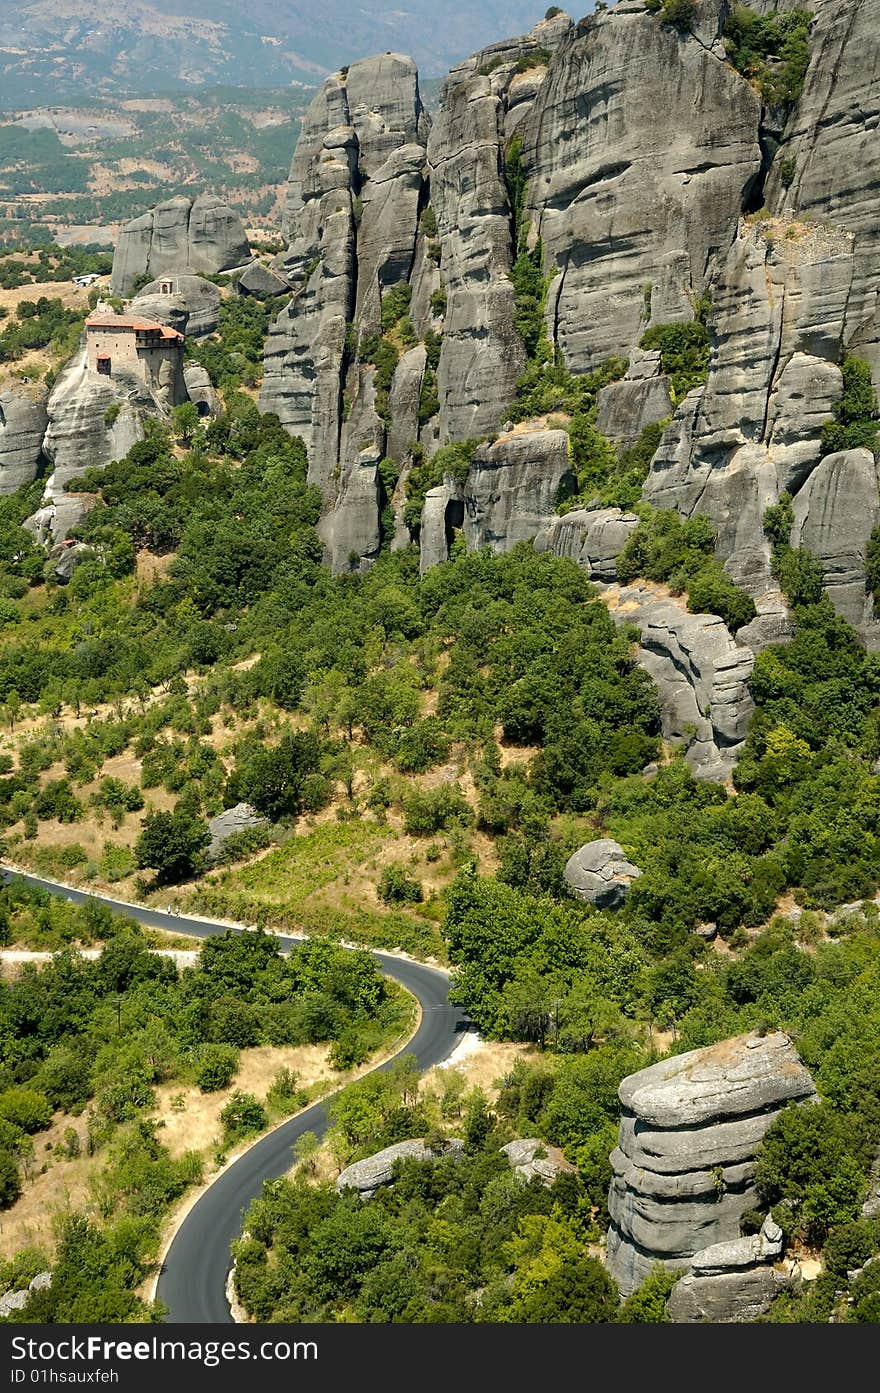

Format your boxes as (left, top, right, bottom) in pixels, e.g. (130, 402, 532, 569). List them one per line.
(0, 1151, 20, 1209)
(378, 865, 423, 905)
(193, 1043, 239, 1092)
(221, 1091, 268, 1143)
(0, 1087, 53, 1134)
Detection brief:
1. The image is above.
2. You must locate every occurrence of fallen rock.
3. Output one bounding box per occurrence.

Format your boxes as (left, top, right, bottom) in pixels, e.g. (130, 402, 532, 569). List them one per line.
(501, 1138, 575, 1185)
(535, 507, 640, 581)
(563, 839, 642, 910)
(336, 1137, 464, 1196)
(207, 803, 268, 861)
(237, 262, 292, 299)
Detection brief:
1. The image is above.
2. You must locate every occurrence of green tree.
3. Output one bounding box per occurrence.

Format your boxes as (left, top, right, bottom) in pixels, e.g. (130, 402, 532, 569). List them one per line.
(134, 807, 210, 884)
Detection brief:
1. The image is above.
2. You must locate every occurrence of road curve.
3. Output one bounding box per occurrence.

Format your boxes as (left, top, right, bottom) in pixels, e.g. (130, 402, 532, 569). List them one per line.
(1, 868, 468, 1323)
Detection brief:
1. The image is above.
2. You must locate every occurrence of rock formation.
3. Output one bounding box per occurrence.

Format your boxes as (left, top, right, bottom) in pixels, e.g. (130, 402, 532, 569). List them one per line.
(336, 1137, 464, 1198)
(500, 1138, 574, 1185)
(0, 387, 48, 494)
(130, 275, 222, 337)
(519, 0, 762, 373)
(767, 0, 880, 390)
(563, 839, 642, 909)
(206, 803, 268, 862)
(607, 1031, 817, 1319)
(260, 53, 433, 570)
(110, 195, 252, 296)
(602, 582, 756, 781)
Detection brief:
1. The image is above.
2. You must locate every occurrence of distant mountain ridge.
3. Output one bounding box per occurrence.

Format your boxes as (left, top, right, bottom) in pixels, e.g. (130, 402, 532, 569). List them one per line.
(0, 0, 565, 106)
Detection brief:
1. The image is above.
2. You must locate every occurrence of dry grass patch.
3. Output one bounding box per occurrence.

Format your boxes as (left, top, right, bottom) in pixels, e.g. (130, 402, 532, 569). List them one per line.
(150, 1043, 334, 1159)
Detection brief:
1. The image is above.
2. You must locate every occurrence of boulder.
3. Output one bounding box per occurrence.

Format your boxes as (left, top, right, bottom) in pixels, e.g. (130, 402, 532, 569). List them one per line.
(461, 429, 573, 553)
(563, 839, 642, 910)
(667, 1267, 789, 1324)
(535, 507, 640, 581)
(237, 262, 292, 300)
(603, 583, 756, 782)
(110, 194, 252, 295)
(336, 1138, 464, 1196)
(500, 1138, 575, 1185)
(183, 364, 222, 420)
(207, 803, 268, 861)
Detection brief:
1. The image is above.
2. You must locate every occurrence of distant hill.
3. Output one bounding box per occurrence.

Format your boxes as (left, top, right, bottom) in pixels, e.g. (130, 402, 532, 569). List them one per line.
(0, 0, 569, 106)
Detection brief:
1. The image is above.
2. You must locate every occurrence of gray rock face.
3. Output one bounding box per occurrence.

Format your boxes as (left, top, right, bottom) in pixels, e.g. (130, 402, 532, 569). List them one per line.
(643, 216, 863, 630)
(110, 195, 252, 296)
(667, 1266, 788, 1323)
(768, 0, 880, 388)
(563, 839, 642, 910)
(418, 480, 465, 574)
(519, 1, 761, 373)
(0, 387, 48, 494)
(41, 351, 147, 495)
(596, 352, 674, 452)
(608, 1032, 817, 1311)
(0, 1271, 51, 1319)
(603, 583, 755, 782)
(237, 262, 292, 300)
(336, 1137, 464, 1196)
(183, 364, 222, 420)
(131, 275, 222, 336)
(535, 507, 640, 582)
(428, 69, 525, 441)
(462, 429, 573, 553)
(790, 448, 880, 646)
(262, 55, 431, 567)
(207, 803, 268, 861)
(51, 540, 91, 583)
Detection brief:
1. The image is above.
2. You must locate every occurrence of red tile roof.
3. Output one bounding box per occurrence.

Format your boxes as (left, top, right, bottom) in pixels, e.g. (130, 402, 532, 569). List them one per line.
(85, 314, 183, 342)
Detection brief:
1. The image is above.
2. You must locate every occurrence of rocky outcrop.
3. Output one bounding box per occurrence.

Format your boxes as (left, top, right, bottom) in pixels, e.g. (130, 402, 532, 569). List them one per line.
(563, 839, 642, 909)
(501, 1138, 575, 1185)
(790, 448, 880, 645)
(262, 54, 432, 566)
(130, 275, 222, 336)
(535, 507, 639, 582)
(596, 352, 674, 452)
(644, 218, 854, 603)
(0, 387, 48, 494)
(607, 1031, 817, 1317)
(110, 195, 252, 296)
(0, 1271, 51, 1319)
(237, 262, 292, 300)
(519, 1, 762, 373)
(207, 803, 268, 862)
(428, 69, 524, 441)
(183, 364, 222, 419)
(767, 0, 880, 390)
(462, 428, 573, 553)
(40, 351, 147, 495)
(336, 1138, 464, 1197)
(603, 583, 755, 782)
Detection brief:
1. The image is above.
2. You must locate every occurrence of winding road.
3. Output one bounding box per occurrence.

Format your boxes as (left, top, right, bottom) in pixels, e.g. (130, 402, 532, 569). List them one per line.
(1, 868, 467, 1323)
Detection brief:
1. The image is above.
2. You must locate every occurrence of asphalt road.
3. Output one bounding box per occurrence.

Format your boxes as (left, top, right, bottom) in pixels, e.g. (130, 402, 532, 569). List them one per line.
(1, 867, 468, 1323)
